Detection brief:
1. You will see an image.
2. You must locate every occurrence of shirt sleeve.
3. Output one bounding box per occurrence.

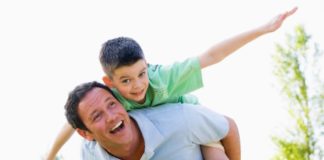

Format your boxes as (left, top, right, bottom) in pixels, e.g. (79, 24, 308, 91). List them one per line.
(183, 104, 229, 144)
(148, 57, 203, 105)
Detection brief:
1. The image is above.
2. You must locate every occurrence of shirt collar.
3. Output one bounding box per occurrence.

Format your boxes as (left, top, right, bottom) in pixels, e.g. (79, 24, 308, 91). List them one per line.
(129, 111, 164, 160)
(94, 142, 119, 160)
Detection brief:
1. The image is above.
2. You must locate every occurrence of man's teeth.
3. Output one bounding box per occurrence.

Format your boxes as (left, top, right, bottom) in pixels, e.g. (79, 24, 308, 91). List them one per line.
(111, 121, 122, 132)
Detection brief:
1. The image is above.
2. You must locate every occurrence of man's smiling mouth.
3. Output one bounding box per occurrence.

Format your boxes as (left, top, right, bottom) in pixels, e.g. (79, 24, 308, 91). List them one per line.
(110, 121, 124, 134)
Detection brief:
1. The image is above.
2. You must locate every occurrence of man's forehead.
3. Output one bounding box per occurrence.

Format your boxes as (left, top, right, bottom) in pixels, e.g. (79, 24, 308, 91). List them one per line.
(81, 88, 114, 108)
(78, 88, 116, 117)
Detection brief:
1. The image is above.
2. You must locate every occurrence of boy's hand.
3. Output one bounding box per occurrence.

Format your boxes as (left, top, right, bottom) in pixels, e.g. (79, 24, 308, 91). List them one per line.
(262, 7, 298, 33)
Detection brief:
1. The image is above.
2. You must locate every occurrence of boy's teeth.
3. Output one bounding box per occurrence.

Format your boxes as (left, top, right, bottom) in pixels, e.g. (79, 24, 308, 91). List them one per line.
(111, 121, 122, 131)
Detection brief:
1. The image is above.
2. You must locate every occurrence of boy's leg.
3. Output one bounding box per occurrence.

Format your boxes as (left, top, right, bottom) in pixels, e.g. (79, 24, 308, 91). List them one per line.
(201, 144, 229, 160)
(221, 116, 241, 160)
(202, 116, 240, 160)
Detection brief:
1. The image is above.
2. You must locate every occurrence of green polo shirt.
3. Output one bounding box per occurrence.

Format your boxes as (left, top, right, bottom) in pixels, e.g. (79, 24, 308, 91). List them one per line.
(112, 57, 203, 111)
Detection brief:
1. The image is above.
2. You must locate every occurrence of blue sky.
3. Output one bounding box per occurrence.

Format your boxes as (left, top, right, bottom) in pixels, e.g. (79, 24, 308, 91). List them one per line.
(0, 0, 323, 159)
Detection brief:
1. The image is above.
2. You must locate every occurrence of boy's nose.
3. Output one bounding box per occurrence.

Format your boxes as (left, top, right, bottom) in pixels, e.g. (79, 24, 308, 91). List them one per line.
(133, 79, 142, 89)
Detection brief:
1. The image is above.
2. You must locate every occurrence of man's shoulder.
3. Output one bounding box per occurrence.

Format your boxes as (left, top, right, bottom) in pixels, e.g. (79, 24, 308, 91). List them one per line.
(129, 103, 200, 122)
(130, 103, 192, 114)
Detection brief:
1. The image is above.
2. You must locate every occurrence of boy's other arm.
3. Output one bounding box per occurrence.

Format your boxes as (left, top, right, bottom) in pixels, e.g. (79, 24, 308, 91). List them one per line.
(45, 122, 75, 160)
(199, 7, 297, 69)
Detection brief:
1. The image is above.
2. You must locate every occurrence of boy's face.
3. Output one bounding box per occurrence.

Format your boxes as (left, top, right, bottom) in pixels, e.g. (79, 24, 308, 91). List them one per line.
(106, 59, 149, 103)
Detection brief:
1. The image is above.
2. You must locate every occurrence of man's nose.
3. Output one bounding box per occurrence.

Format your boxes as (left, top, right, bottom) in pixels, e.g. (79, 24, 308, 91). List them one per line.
(105, 111, 117, 123)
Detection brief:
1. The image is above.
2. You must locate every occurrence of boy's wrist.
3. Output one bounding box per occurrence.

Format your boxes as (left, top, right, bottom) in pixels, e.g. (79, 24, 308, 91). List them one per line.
(254, 25, 269, 36)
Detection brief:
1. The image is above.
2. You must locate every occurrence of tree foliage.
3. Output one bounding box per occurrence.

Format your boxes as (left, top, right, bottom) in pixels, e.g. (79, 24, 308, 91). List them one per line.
(271, 25, 324, 160)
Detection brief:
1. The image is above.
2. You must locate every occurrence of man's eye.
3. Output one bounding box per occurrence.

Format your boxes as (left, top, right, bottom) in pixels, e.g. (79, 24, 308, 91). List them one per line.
(93, 114, 102, 122)
(109, 102, 116, 108)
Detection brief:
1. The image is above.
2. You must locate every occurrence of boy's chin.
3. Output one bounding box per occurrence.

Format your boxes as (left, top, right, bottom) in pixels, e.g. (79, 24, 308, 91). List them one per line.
(133, 97, 145, 104)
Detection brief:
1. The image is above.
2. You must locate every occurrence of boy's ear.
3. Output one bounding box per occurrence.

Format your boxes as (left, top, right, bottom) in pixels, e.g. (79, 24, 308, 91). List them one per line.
(76, 128, 94, 141)
(102, 76, 114, 88)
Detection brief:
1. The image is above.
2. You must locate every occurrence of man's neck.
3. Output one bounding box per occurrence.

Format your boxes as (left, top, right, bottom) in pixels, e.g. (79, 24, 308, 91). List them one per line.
(122, 119, 145, 160)
(106, 118, 145, 160)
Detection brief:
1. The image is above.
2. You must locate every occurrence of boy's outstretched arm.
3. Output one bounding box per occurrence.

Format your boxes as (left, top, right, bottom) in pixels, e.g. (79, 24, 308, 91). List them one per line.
(45, 122, 75, 160)
(199, 7, 297, 69)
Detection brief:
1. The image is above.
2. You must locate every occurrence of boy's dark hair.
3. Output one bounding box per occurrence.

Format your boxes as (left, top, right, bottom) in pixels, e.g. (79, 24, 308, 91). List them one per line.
(65, 81, 117, 131)
(99, 37, 145, 78)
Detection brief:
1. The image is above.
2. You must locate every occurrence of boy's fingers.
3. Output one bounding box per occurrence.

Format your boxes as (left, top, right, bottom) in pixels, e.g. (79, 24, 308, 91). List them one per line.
(287, 7, 298, 16)
(280, 7, 297, 21)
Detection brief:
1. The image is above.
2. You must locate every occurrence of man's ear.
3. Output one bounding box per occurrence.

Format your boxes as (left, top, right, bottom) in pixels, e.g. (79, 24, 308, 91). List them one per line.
(76, 128, 94, 141)
(102, 76, 114, 88)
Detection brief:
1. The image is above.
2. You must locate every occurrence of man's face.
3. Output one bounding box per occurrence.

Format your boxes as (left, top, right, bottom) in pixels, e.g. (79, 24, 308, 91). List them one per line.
(77, 87, 134, 148)
(110, 59, 149, 103)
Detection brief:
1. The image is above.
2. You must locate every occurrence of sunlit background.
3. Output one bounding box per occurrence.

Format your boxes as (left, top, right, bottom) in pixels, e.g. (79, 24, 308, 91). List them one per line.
(0, 0, 323, 159)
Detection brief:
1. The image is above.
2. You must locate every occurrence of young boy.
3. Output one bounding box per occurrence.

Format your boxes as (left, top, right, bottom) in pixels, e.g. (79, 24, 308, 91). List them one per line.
(46, 7, 297, 160)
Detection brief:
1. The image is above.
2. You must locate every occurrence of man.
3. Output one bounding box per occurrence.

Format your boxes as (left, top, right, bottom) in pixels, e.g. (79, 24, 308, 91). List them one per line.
(65, 81, 236, 160)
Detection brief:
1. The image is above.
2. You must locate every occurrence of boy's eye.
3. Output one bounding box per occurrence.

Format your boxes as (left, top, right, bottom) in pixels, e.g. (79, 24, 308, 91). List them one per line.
(139, 71, 146, 77)
(121, 79, 130, 84)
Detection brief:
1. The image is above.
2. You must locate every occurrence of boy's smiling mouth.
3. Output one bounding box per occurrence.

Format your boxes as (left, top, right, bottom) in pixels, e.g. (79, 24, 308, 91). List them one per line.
(131, 89, 145, 96)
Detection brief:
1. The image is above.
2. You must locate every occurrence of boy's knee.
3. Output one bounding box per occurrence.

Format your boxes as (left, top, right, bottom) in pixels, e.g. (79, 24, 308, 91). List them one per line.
(201, 145, 229, 160)
(223, 116, 239, 139)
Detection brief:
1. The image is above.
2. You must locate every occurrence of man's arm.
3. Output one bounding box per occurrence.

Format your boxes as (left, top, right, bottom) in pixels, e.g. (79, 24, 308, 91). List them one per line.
(199, 7, 297, 69)
(45, 122, 75, 160)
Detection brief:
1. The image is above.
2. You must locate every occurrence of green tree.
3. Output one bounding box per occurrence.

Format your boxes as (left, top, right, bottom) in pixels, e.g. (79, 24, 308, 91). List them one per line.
(271, 25, 324, 160)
